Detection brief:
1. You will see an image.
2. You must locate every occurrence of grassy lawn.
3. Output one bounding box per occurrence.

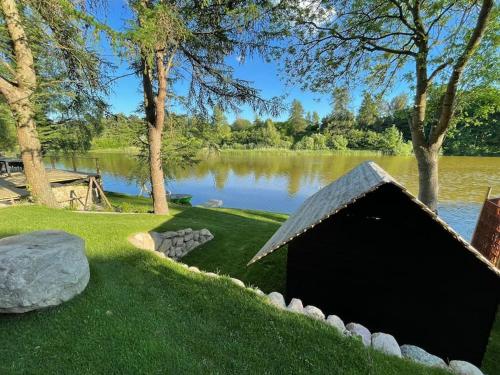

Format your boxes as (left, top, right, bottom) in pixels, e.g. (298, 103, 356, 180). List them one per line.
(0, 195, 492, 374)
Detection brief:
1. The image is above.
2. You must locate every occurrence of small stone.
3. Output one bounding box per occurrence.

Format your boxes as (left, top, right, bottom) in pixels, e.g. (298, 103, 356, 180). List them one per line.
(177, 229, 185, 236)
(157, 252, 167, 259)
(200, 229, 211, 236)
(176, 237, 185, 246)
(449, 360, 484, 375)
(267, 292, 286, 309)
(371, 332, 401, 357)
(179, 263, 188, 268)
(287, 298, 304, 313)
(205, 272, 218, 278)
(346, 323, 371, 347)
(400, 345, 447, 368)
(105, 310, 113, 316)
(159, 238, 172, 252)
(252, 288, 265, 296)
(193, 232, 200, 241)
(230, 278, 245, 288)
(185, 233, 193, 242)
(163, 231, 177, 238)
(185, 240, 195, 249)
(303, 305, 325, 320)
(326, 315, 345, 334)
(188, 266, 200, 273)
(185, 228, 193, 234)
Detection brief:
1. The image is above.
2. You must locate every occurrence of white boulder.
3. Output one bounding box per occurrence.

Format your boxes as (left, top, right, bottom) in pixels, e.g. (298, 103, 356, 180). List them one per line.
(370, 332, 402, 357)
(268, 292, 286, 309)
(303, 305, 325, 320)
(346, 323, 371, 347)
(326, 315, 346, 334)
(287, 298, 304, 313)
(400, 345, 447, 368)
(449, 360, 484, 375)
(230, 278, 245, 288)
(0, 230, 89, 313)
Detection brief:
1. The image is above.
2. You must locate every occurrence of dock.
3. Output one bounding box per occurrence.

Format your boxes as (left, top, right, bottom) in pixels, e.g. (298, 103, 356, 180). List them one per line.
(0, 169, 99, 202)
(0, 156, 100, 204)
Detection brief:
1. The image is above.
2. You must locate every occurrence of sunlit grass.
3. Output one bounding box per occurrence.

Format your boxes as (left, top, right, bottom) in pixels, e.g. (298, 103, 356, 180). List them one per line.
(0, 195, 483, 374)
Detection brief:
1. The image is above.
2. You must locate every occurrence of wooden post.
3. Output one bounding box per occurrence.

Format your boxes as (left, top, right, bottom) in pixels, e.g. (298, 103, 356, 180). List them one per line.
(471, 186, 493, 249)
(95, 158, 100, 176)
(72, 156, 77, 172)
(5, 161, 11, 176)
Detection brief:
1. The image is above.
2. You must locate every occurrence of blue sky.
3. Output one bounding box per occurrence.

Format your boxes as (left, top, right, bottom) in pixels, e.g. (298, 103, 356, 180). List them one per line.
(99, 1, 405, 123)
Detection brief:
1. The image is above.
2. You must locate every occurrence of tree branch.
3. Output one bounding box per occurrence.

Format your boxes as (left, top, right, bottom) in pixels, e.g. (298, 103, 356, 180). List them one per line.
(430, 0, 494, 145)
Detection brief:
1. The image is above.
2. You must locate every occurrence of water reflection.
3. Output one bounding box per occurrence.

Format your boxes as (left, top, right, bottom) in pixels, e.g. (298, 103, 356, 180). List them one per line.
(46, 152, 499, 240)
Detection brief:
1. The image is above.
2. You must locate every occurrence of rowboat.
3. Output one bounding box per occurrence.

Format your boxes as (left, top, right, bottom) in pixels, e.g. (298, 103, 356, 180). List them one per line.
(168, 193, 193, 205)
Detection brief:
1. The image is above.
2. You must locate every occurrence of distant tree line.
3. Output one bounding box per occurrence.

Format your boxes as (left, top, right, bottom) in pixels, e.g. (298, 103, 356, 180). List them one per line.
(81, 85, 499, 157)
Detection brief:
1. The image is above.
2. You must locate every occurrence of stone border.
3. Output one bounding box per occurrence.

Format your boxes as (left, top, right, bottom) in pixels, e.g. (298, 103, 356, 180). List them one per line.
(139, 247, 485, 375)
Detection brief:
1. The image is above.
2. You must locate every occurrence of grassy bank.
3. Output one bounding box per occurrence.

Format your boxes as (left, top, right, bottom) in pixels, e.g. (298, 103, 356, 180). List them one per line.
(0, 196, 451, 374)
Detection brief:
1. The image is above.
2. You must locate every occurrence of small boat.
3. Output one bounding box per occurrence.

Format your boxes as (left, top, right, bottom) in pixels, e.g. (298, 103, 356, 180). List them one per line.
(168, 193, 193, 205)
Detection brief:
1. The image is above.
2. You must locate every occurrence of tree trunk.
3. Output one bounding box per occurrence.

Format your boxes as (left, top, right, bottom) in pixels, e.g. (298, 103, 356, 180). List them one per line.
(414, 146, 439, 212)
(11, 97, 59, 207)
(147, 125, 168, 215)
(140, 51, 169, 215)
(0, 0, 58, 207)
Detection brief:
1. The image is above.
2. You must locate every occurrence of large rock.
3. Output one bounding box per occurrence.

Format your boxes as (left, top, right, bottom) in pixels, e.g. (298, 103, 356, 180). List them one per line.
(370, 332, 401, 357)
(346, 323, 371, 347)
(449, 360, 484, 375)
(0, 230, 89, 313)
(400, 345, 447, 368)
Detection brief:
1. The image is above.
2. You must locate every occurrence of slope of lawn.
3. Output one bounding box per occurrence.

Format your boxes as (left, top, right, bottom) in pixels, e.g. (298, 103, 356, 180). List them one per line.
(0, 197, 452, 374)
(179, 202, 500, 375)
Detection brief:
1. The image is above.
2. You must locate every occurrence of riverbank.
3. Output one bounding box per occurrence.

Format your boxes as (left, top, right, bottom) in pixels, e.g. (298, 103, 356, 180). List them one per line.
(88, 146, 385, 156)
(0, 196, 465, 374)
(0, 194, 498, 374)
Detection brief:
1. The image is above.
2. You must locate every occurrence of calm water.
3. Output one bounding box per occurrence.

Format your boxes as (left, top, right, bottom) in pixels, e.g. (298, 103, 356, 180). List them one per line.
(48, 152, 500, 240)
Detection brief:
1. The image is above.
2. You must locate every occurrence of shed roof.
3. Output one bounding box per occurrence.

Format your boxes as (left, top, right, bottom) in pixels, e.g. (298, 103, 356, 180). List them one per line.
(248, 161, 500, 277)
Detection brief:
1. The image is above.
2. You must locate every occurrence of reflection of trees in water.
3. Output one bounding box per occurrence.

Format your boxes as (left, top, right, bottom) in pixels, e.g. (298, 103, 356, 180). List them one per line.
(52, 153, 499, 203)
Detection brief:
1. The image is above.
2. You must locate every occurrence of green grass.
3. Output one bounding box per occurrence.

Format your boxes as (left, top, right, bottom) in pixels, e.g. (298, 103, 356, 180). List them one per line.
(178, 203, 500, 375)
(0, 195, 485, 374)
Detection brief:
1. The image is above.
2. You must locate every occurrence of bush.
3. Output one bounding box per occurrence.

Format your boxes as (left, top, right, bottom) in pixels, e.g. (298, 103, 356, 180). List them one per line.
(327, 134, 349, 150)
(379, 126, 413, 155)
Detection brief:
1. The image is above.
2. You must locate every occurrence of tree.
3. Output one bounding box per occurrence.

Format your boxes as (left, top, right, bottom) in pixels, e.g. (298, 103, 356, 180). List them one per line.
(275, 0, 496, 211)
(357, 92, 380, 128)
(127, 0, 276, 214)
(212, 105, 228, 128)
(0, 0, 108, 207)
(0, 100, 16, 151)
(232, 118, 252, 131)
(288, 99, 307, 135)
(322, 87, 355, 134)
(312, 111, 320, 130)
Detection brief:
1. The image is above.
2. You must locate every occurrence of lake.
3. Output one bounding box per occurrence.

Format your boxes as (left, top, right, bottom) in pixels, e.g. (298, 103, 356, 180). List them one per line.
(48, 152, 500, 241)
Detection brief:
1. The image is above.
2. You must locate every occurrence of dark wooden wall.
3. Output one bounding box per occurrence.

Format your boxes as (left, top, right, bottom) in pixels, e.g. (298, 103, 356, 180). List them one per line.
(286, 184, 500, 366)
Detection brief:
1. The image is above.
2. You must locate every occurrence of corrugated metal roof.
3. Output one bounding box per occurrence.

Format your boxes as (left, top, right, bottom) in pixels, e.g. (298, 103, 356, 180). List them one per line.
(247, 161, 500, 277)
